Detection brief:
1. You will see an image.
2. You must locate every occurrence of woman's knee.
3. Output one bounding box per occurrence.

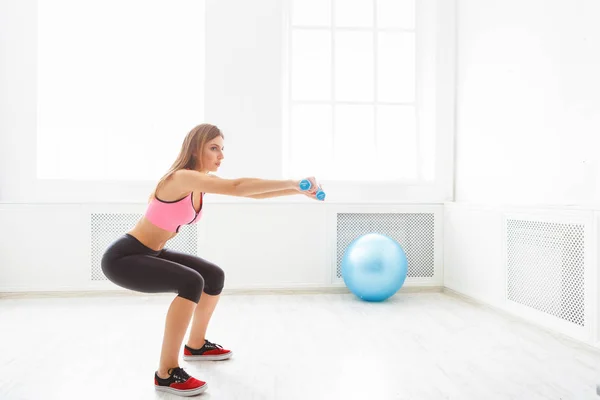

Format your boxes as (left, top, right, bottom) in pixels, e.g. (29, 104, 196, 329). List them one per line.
(179, 272, 205, 303)
(204, 265, 225, 296)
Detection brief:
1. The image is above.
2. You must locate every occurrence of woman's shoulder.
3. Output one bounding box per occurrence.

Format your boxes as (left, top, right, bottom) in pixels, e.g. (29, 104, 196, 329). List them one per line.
(172, 168, 197, 177)
(155, 170, 194, 197)
(169, 169, 219, 191)
(173, 169, 220, 181)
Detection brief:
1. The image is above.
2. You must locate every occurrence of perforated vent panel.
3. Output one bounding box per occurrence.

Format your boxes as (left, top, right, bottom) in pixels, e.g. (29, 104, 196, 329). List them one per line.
(506, 219, 585, 327)
(336, 213, 435, 279)
(90, 213, 198, 281)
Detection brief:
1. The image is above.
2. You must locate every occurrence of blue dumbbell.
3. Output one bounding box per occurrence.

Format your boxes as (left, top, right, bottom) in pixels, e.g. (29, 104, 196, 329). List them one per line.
(299, 179, 326, 201)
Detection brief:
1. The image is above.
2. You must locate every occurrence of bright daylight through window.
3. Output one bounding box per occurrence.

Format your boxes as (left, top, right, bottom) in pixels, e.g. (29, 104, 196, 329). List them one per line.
(286, 0, 436, 183)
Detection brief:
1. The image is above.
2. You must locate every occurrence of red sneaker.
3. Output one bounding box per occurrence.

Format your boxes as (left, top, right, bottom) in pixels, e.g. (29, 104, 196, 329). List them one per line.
(154, 367, 207, 396)
(183, 339, 233, 361)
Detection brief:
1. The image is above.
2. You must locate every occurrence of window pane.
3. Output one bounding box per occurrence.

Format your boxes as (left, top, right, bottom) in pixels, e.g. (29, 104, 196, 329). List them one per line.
(335, 32, 374, 101)
(376, 105, 417, 180)
(292, 0, 331, 27)
(106, 130, 181, 181)
(37, 0, 204, 180)
(378, 32, 415, 102)
(64, 129, 107, 180)
(37, 127, 109, 180)
(335, 0, 373, 28)
(290, 105, 333, 179)
(334, 105, 375, 180)
(36, 130, 58, 180)
(292, 30, 331, 101)
(377, 0, 415, 29)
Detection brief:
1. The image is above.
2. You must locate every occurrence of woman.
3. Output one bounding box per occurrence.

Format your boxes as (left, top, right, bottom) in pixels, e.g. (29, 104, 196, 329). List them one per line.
(101, 123, 322, 397)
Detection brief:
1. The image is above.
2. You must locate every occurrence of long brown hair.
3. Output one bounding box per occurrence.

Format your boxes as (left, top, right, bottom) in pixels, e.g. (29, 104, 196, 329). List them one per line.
(150, 123, 224, 199)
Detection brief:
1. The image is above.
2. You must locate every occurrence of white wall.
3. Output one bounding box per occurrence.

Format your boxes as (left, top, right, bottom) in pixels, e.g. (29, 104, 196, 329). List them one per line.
(447, 0, 600, 346)
(204, 0, 284, 181)
(0, 0, 37, 202)
(0, 0, 451, 292)
(443, 203, 505, 309)
(597, 213, 600, 346)
(455, 0, 600, 207)
(0, 202, 332, 292)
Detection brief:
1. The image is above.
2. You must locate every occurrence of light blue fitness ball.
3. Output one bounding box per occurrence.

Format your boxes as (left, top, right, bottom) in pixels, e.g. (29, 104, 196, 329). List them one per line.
(341, 233, 408, 302)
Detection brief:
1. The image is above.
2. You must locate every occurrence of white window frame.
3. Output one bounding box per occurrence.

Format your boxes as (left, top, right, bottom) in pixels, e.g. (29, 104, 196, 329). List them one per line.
(282, 0, 456, 203)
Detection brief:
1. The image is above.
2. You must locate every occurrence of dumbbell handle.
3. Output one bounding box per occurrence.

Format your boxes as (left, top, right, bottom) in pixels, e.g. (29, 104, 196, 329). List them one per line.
(299, 179, 326, 201)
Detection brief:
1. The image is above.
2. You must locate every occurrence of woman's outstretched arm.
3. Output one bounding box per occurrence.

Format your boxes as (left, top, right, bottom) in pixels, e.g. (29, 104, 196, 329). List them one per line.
(175, 169, 301, 197)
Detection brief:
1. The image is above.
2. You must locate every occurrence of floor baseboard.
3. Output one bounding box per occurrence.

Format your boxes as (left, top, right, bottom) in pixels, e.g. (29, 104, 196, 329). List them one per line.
(0, 285, 443, 299)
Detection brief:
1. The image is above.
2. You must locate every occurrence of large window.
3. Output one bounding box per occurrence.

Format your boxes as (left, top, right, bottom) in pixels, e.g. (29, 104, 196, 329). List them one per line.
(285, 0, 435, 183)
(37, 1, 205, 181)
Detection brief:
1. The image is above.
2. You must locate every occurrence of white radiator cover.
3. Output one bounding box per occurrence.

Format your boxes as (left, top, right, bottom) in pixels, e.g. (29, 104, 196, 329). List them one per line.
(330, 205, 443, 287)
(503, 212, 595, 343)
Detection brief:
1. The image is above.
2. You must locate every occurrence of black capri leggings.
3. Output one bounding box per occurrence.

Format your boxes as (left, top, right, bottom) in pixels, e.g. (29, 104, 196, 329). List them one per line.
(101, 233, 224, 303)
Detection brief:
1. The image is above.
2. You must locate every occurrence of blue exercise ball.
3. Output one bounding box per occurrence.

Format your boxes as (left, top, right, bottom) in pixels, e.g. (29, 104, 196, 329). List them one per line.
(341, 233, 408, 302)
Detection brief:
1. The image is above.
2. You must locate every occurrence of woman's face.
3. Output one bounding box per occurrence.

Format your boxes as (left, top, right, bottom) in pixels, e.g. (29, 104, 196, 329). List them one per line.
(201, 136, 224, 173)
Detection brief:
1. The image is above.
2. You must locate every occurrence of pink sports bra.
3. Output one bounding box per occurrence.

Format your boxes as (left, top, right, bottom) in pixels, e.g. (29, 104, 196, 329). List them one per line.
(144, 192, 203, 233)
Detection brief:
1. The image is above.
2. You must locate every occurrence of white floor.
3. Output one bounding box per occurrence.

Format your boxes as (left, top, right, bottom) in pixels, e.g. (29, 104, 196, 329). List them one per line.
(1, 290, 599, 400)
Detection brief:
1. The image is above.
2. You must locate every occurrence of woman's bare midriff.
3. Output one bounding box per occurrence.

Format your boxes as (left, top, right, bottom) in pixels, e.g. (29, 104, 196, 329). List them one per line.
(127, 177, 201, 251)
(128, 217, 178, 251)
